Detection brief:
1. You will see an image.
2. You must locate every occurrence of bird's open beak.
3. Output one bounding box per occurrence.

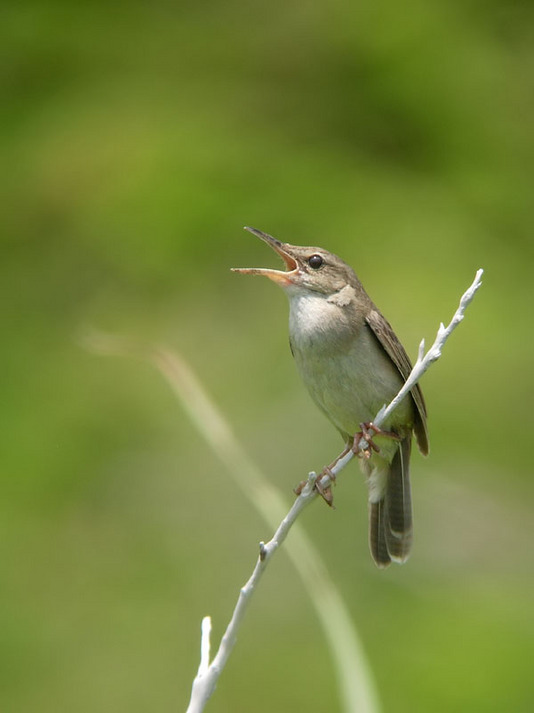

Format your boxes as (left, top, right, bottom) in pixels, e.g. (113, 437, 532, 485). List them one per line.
(231, 227, 298, 286)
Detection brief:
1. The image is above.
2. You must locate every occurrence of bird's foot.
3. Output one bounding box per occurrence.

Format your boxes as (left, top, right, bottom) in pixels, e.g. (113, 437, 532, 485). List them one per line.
(315, 466, 335, 507)
(294, 479, 307, 496)
(294, 466, 335, 507)
(352, 422, 401, 460)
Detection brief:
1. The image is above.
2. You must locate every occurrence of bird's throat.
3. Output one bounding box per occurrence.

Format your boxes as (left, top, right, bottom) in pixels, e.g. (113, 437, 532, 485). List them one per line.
(288, 290, 358, 354)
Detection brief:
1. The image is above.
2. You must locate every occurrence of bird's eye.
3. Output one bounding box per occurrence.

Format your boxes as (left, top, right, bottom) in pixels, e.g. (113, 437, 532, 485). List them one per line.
(308, 254, 324, 270)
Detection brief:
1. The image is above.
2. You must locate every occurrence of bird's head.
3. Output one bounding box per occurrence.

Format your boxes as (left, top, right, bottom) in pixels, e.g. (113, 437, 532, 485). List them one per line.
(232, 227, 355, 296)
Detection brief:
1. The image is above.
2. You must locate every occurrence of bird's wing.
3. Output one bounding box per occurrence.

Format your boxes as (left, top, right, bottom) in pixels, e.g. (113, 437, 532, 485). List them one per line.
(366, 308, 429, 455)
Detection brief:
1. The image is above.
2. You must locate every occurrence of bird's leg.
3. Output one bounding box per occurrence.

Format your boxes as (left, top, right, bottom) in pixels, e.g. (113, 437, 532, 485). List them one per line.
(294, 444, 351, 506)
(326, 442, 352, 472)
(352, 422, 401, 460)
(314, 441, 355, 506)
(293, 467, 335, 506)
(314, 469, 335, 507)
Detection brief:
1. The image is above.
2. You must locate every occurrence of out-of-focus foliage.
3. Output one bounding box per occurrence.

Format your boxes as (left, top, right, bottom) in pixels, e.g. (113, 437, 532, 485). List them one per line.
(1, 1, 533, 711)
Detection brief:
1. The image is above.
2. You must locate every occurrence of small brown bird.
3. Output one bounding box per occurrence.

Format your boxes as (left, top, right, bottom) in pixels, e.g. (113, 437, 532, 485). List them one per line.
(233, 227, 429, 568)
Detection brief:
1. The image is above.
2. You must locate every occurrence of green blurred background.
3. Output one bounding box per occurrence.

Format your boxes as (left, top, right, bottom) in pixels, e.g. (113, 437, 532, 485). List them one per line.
(2, 1, 533, 711)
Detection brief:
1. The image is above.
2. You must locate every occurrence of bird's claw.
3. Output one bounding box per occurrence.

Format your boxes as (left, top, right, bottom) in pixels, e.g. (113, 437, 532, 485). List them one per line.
(294, 467, 335, 506)
(315, 466, 335, 507)
(352, 422, 401, 459)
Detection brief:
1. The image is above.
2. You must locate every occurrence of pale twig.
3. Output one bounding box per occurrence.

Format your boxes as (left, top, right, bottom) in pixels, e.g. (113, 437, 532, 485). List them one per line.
(83, 267, 483, 713)
(181, 268, 483, 712)
(373, 268, 484, 431)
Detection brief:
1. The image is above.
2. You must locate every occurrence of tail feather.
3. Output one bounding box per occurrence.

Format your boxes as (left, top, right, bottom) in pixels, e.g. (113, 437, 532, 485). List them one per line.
(384, 437, 413, 562)
(368, 436, 413, 567)
(369, 499, 392, 568)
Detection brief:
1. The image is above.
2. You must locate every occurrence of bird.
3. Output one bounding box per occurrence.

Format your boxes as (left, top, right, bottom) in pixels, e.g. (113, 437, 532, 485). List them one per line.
(232, 226, 429, 568)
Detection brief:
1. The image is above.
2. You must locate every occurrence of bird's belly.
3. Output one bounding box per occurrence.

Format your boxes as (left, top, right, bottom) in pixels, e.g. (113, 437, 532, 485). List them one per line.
(293, 327, 412, 440)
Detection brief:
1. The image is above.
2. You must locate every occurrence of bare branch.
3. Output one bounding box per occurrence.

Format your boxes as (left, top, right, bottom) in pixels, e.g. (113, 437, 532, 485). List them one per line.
(83, 268, 483, 713)
(373, 268, 483, 430)
(181, 269, 483, 711)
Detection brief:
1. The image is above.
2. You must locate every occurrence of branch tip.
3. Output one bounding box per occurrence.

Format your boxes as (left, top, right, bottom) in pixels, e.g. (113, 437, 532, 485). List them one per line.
(417, 338, 425, 360)
(199, 617, 212, 675)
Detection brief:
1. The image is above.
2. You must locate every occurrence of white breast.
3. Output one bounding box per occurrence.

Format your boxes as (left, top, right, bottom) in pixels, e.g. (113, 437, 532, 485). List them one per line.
(287, 290, 410, 439)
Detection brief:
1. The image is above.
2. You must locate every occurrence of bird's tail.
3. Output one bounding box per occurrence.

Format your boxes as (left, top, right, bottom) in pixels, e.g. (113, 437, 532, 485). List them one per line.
(368, 436, 413, 568)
